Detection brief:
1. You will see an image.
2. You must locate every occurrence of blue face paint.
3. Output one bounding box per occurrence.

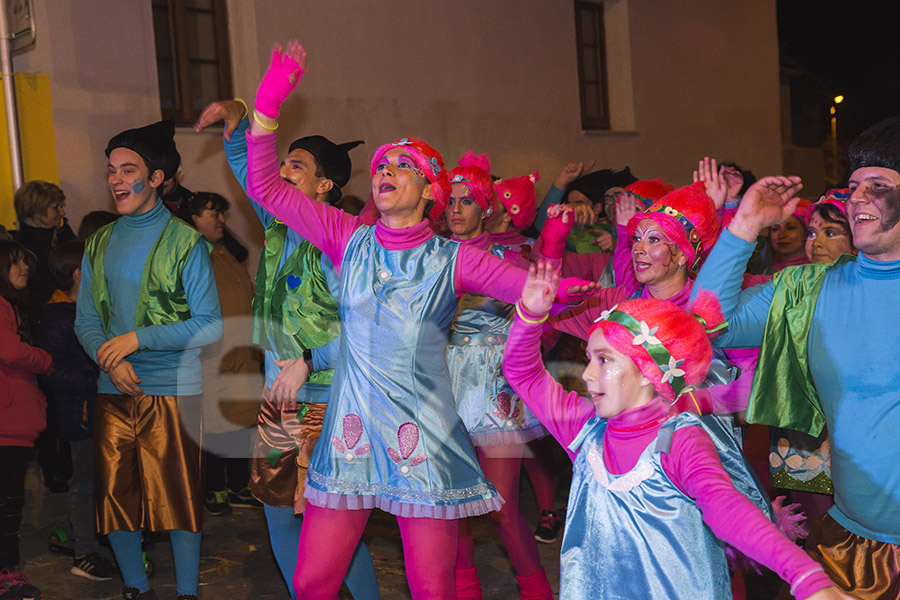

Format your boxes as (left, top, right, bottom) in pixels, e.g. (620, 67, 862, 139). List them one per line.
(130, 179, 146, 194)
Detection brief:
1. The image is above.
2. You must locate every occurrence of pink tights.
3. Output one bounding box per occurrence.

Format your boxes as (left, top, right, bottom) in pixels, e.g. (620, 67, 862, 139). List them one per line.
(293, 503, 458, 600)
(456, 444, 552, 600)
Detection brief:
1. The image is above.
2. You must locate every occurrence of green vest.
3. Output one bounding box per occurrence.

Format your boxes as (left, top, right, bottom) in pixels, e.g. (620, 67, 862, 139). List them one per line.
(85, 217, 202, 333)
(251, 220, 340, 386)
(746, 255, 856, 437)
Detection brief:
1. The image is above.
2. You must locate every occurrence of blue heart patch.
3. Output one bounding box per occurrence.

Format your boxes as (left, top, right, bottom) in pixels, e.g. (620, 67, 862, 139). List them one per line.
(287, 275, 302, 290)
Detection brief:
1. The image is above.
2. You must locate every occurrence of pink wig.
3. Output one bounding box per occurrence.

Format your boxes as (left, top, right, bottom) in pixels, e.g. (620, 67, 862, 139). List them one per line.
(588, 291, 724, 401)
(621, 178, 675, 209)
(370, 137, 451, 210)
(438, 150, 495, 219)
(492, 171, 540, 231)
(627, 181, 720, 272)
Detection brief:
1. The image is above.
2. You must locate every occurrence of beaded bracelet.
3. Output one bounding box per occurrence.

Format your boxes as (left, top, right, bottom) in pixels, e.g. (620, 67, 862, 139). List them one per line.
(253, 110, 278, 131)
(515, 302, 548, 324)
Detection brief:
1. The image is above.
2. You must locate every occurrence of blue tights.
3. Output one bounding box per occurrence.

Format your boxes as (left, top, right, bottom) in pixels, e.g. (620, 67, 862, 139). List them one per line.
(108, 529, 201, 596)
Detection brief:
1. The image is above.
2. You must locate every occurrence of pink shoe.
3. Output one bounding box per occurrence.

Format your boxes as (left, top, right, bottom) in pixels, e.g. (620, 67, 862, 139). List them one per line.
(0, 568, 41, 600)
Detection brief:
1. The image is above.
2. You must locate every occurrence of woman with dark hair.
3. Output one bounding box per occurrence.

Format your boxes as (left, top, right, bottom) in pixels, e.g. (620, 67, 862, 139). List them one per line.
(0, 239, 53, 600)
(178, 192, 262, 516)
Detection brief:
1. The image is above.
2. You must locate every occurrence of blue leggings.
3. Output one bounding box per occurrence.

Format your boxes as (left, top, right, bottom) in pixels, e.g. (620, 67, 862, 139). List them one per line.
(264, 504, 381, 599)
(108, 529, 201, 596)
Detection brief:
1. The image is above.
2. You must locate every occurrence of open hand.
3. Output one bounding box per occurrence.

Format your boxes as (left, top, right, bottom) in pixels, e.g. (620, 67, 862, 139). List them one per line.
(97, 331, 139, 372)
(108, 360, 143, 396)
(693, 156, 727, 209)
(728, 175, 803, 242)
(520, 260, 560, 316)
(254, 40, 308, 119)
(615, 192, 641, 227)
(193, 100, 247, 140)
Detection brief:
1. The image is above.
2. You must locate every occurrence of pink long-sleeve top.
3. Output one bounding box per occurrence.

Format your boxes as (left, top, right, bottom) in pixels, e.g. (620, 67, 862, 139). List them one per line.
(246, 131, 529, 303)
(502, 314, 833, 599)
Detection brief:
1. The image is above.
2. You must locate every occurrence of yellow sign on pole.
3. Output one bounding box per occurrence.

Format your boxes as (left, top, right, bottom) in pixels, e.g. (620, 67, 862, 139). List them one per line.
(0, 72, 58, 230)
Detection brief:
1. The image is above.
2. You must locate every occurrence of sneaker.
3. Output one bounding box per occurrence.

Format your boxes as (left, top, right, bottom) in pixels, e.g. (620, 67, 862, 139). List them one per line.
(534, 509, 563, 544)
(72, 553, 116, 581)
(122, 587, 159, 600)
(227, 486, 262, 508)
(204, 490, 231, 516)
(0, 568, 41, 600)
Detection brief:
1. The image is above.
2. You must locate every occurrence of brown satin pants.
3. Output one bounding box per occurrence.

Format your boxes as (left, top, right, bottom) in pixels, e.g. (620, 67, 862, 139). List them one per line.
(94, 394, 203, 535)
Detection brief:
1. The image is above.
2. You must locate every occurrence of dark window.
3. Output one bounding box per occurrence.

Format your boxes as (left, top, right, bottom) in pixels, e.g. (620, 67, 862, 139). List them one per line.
(574, 1, 610, 130)
(152, 0, 233, 125)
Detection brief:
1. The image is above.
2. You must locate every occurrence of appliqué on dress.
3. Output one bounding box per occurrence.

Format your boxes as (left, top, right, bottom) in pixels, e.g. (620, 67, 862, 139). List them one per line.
(387, 422, 427, 476)
(331, 414, 372, 463)
(586, 442, 654, 492)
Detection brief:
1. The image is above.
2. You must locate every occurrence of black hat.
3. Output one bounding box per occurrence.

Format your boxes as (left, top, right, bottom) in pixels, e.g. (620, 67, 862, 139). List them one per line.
(105, 119, 179, 179)
(849, 116, 900, 176)
(288, 136, 364, 188)
(568, 167, 638, 203)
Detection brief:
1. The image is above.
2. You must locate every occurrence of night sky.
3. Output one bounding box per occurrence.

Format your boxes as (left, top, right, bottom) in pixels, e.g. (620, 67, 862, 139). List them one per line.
(777, 1, 900, 144)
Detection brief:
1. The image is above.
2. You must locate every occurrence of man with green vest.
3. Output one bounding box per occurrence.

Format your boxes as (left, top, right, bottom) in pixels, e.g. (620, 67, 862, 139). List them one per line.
(75, 120, 222, 600)
(693, 116, 900, 599)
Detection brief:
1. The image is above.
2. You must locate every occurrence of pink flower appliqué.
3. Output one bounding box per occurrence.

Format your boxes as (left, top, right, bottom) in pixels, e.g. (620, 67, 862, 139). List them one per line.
(331, 414, 372, 463)
(387, 422, 427, 476)
(492, 392, 521, 427)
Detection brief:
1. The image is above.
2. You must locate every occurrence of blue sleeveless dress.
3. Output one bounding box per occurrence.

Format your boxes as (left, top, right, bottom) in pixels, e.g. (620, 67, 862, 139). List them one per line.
(561, 412, 770, 599)
(305, 226, 503, 518)
(447, 244, 546, 446)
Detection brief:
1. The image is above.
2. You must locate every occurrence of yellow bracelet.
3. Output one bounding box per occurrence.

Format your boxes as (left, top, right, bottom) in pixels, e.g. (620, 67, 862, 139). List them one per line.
(516, 302, 548, 324)
(688, 391, 701, 414)
(233, 98, 249, 119)
(253, 110, 279, 131)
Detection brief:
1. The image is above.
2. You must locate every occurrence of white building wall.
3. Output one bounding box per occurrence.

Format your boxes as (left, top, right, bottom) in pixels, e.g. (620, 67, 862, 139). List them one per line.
(11, 0, 782, 263)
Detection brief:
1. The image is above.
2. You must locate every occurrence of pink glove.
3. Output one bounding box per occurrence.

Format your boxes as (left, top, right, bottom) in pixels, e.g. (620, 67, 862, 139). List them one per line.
(255, 43, 307, 119)
(554, 276, 600, 304)
(539, 204, 575, 259)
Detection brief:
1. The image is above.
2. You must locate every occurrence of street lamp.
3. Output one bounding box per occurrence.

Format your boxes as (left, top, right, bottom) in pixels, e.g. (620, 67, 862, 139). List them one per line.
(830, 94, 844, 185)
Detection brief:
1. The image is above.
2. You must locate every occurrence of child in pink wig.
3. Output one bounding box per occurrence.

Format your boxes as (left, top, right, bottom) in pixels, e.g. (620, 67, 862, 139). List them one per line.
(244, 41, 598, 600)
(501, 261, 848, 600)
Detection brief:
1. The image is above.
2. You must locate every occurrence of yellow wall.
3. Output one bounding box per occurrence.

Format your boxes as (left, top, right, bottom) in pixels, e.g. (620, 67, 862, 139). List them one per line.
(0, 73, 58, 229)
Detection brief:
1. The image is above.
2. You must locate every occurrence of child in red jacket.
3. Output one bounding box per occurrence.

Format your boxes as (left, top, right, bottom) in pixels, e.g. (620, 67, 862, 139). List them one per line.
(0, 239, 52, 600)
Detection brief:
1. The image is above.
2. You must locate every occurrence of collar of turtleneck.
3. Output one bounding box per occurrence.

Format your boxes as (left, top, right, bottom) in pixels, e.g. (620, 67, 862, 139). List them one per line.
(119, 198, 167, 229)
(641, 279, 693, 308)
(602, 396, 672, 475)
(857, 252, 900, 280)
(374, 218, 434, 250)
(452, 231, 490, 250)
(607, 396, 670, 432)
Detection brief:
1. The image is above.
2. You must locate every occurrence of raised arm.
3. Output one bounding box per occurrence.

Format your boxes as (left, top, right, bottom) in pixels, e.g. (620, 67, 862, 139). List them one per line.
(692, 176, 803, 347)
(611, 191, 641, 295)
(245, 41, 359, 268)
(502, 262, 595, 455)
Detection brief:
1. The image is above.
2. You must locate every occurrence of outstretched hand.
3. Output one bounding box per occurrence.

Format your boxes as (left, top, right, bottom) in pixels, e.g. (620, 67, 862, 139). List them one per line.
(520, 261, 560, 316)
(728, 175, 803, 242)
(193, 99, 247, 140)
(693, 156, 727, 209)
(255, 40, 308, 119)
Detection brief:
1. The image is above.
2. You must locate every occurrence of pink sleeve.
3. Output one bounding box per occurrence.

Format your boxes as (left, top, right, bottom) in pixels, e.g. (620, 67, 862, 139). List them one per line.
(613, 225, 640, 295)
(661, 427, 833, 600)
(548, 287, 631, 340)
(502, 311, 595, 458)
(705, 348, 758, 415)
(455, 242, 528, 303)
(742, 273, 773, 288)
(0, 301, 52, 374)
(246, 131, 359, 270)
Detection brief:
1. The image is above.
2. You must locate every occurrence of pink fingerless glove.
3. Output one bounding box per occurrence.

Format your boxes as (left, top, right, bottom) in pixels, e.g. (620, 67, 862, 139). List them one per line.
(555, 276, 596, 304)
(539, 204, 574, 259)
(255, 47, 306, 119)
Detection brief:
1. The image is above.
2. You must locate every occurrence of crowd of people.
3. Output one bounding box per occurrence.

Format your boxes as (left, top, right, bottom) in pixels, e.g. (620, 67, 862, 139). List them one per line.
(0, 37, 896, 600)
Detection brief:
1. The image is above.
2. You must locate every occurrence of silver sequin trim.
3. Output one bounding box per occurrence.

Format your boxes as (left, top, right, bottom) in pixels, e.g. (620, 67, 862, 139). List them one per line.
(308, 470, 496, 503)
